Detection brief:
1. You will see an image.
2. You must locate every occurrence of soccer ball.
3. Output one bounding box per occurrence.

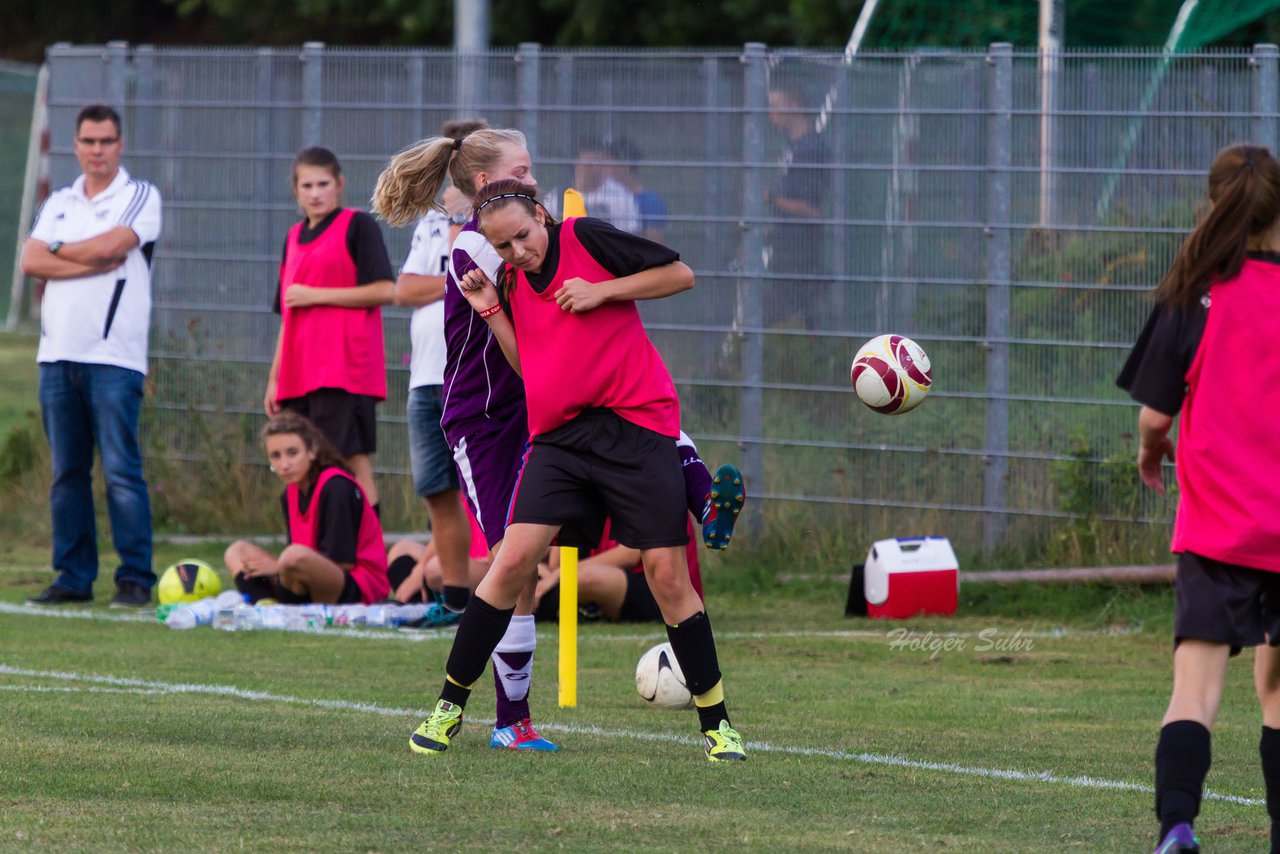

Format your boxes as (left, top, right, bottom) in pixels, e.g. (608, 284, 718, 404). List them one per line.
(851, 334, 933, 415)
(157, 559, 222, 605)
(635, 642, 694, 709)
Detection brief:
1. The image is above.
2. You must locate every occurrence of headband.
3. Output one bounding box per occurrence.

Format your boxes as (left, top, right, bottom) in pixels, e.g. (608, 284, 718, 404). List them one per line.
(477, 192, 536, 213)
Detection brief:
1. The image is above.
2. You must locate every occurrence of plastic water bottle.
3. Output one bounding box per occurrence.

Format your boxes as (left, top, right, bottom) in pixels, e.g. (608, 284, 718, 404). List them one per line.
(328, 603, 367, 627)
(212, 591, 250, 630)
(388, 602, 432, 628)
(165, 598, 215, 629)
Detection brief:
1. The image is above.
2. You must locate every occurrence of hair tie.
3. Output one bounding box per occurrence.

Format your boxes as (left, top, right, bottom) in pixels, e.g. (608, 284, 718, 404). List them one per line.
(452, 137, 463, 152)
(477, 192, 536, 213)
(1245, 157, 1256, 168)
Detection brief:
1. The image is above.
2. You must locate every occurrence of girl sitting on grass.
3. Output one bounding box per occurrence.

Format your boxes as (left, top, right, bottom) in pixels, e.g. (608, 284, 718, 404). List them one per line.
(225, 413, 389, 606)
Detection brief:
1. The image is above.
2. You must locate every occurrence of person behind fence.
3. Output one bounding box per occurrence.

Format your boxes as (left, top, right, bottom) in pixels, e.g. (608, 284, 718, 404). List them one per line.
(417, 179, 746, 761)
(20, 103, 161, 608)
(264, 147, 393, 511)
(225, 413, 389, 607)
(573, 138, 641, 234)
(606, 136, 669, 244)
(764, 78, 829, 328)
(1116, 143, 1280, 854)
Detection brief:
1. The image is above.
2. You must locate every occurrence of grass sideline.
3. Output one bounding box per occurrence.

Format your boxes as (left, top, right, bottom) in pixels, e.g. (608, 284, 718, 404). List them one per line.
(2, 552, 1274, 852)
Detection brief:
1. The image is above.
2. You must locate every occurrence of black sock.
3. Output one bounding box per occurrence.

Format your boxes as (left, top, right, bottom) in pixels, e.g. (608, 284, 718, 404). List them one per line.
(1155, 720, 1211, 838)
(442, 585, 471, 613)
(1261, 726, 1280, 853)
(387, 555, 418, 596)
(439, 594, 515, 709)
(234, 573, 276, 604)
(666, 611, 729, 731)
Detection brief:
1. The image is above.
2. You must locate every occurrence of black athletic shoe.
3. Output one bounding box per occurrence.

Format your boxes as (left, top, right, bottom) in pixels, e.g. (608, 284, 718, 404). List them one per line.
(109, 581, 151, 608)
(26, 584, 93, 605)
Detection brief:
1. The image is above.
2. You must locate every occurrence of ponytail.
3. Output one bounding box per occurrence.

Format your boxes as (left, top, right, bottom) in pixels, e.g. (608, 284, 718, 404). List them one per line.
(1157, 144, 1280, 308)
(370, 137, 457, 227)
(371, 127, 528, 227)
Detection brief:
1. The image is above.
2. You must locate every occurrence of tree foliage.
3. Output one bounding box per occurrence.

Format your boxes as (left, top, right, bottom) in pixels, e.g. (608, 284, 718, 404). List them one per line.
(4, 0, 1280, 63)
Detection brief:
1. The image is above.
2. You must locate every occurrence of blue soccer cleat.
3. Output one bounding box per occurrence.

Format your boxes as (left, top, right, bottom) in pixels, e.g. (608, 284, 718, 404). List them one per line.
(702, 464, 746, 550)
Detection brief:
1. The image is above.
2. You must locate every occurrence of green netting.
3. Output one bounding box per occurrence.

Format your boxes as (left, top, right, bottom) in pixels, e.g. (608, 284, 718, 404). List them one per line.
(862, 0, 1280, 50)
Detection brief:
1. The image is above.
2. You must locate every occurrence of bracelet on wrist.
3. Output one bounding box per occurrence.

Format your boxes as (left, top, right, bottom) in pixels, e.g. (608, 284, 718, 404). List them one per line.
(478, 303, 502, 318)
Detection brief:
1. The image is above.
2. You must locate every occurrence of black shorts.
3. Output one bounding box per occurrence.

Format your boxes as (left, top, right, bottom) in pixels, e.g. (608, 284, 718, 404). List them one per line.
(1174, 551, 1280, 656)
(280, 388, 377, 457)
(509, 408, 688, 550)
(619, 569, 663, 622)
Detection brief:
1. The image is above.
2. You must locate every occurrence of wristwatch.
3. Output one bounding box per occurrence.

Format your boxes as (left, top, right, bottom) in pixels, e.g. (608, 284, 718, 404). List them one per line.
(48, 240, 63, 255)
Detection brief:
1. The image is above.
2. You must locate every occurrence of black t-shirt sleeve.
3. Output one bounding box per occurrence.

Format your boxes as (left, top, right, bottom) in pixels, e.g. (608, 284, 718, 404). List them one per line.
(572, 217, 679, 278)
(314, 476, 364, 565)
(273, 237, 288, 314)
(346, 211, 394, 285)
(1115, 299, 1207, 416)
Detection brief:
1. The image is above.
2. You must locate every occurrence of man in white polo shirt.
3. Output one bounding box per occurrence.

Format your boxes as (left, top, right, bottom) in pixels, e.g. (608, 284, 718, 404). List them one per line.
(20, 104, 162, 608)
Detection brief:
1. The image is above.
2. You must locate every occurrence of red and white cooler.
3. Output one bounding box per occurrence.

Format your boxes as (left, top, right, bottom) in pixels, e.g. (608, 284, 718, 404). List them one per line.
(864, 536, 958, 619)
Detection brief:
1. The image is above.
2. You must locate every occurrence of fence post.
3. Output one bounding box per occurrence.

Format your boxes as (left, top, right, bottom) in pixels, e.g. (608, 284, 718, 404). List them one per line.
(406, 53, 425, 143)
(517, 43, 541, 160)
(106, 41, 128, 118)
(302, 42, 324, 147)
(1254, 44, 1279, 151)
(983, 43, 1013, 557)
(739, 42, 768, 511)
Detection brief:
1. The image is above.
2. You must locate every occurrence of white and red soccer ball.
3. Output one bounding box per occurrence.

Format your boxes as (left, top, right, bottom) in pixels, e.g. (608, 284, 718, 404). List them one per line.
(851, 334, 933, 415)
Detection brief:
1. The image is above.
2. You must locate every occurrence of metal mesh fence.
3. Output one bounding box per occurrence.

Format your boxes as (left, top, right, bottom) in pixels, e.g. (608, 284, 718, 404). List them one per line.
(34, 42, 1277, 555)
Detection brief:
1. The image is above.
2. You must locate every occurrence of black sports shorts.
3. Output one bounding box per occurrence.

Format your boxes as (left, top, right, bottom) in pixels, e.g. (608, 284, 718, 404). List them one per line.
(510, 408, 688, 550)
(280, 388, 377, 457)
(1174, 551, 1280, 656)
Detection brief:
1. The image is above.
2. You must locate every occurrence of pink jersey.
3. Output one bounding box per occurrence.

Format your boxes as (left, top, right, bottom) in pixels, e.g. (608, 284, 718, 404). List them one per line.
(277, 208, 386, 401)
(286, 467, 390, 603)
(1172, 258, 1280, 571)
(508, 218, 680, 438)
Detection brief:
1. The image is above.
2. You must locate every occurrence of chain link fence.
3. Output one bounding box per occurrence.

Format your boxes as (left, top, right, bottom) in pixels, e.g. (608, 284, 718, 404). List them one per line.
(30, 42, 1274, 556)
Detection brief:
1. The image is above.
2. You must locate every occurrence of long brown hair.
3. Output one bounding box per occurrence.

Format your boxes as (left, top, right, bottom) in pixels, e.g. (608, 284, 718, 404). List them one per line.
(1157, 144, 1280, 308)
(261, 412, 350, 485)
(473, 179, 557, 296)
(370, 127, 527, 227)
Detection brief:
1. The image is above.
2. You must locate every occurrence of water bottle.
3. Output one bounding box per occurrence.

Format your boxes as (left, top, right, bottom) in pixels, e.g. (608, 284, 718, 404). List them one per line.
(328, 603, 367, 627)
(165, 598, 214, 629)
(388, 602, 432, 628)
(212, 591, 251, 630)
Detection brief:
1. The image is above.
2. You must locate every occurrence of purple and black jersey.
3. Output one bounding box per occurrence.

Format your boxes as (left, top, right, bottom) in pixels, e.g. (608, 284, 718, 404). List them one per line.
(439, 221, 527, 447)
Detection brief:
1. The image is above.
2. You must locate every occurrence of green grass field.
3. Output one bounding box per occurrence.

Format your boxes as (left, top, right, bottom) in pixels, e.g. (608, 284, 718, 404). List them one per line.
(0, 331, 1266, 852)
(0, 547, 1274, 852)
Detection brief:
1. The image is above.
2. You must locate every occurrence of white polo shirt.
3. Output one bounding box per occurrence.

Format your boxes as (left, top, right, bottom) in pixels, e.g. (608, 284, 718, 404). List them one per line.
(401, 209, 450, 389)
(30, 166, 162, 375)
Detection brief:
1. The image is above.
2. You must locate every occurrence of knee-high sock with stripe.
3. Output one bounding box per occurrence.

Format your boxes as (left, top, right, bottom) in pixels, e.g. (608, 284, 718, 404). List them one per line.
(666, 610, 730, 731)
(491, 615, 536, 728)
(1261, 726, 1280, 853)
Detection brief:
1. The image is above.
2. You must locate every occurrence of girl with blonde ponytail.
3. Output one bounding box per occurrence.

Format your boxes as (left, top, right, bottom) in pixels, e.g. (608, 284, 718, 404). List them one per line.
(1117, 143, 1280, 852)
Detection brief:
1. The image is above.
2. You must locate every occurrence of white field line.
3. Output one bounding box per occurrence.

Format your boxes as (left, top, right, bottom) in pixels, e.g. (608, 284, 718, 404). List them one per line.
(0, 663, 1260, 808)
(0, 602, 1134, 644)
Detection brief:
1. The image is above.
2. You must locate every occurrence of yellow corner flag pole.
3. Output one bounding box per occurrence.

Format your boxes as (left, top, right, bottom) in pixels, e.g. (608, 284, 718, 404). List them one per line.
(562, 187, 586, 218)
(557, 544, 578, 708)
(558, 185, 586, 709)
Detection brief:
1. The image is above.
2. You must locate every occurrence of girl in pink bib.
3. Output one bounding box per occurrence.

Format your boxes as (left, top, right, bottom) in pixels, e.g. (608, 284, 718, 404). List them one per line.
(1118, 144, 1280, 853)
(225, 413, 388, 606)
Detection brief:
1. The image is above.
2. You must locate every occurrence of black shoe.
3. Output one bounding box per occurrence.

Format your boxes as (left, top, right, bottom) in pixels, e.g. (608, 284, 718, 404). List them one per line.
(26, 584, 93, 605)
(109, 580, 151, 608)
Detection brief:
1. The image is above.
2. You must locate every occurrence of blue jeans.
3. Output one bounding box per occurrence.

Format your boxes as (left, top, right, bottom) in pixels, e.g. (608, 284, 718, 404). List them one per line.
(39, 361, 154, 594)
(407, 384, 460, 498)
